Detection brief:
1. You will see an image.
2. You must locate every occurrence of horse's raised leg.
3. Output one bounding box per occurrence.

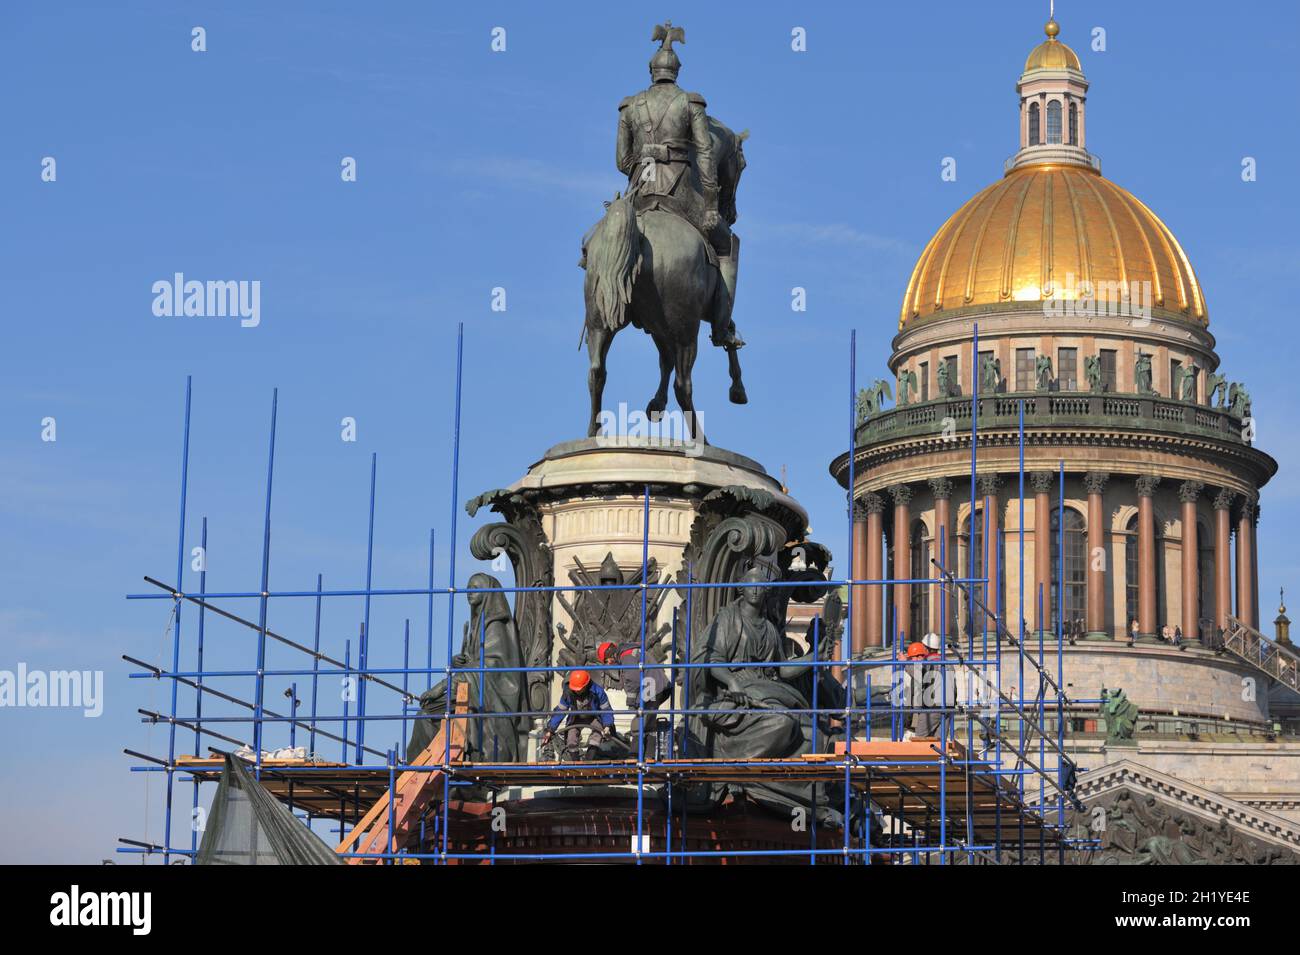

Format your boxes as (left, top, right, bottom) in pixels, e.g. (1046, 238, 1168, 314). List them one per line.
(673, 338, 705, 444)
(647, 340, 673, 421)
(586, 324, 613, 438)
(726, 345, 748, 405)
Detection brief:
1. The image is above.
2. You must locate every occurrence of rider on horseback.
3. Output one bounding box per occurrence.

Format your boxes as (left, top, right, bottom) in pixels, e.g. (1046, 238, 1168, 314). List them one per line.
(604, 21, 744, 352)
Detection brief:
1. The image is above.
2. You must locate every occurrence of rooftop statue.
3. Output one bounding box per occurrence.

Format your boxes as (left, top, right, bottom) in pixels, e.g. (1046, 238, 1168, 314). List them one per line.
(1035, 354, 1054, 392)
(1179, 361, 1199, 402)
(1206, 372, 1228, 408)
(581, 22, 750, 443)
(897, 368, 918, 406)
(855, 379, 892, 423)
(980, 353, 1002, 394)
(1101, 685, 1138, 747)
(1084, 354, 1104, 393)
(1228, 382, 1251, 419)
(937, 359, 954, 397)
(1135, 351, 1155, 396)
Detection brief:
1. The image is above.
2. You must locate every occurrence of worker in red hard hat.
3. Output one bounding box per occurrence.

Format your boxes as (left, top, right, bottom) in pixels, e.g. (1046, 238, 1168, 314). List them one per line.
(541, 668, 615, 760)
(597, 640, 672, 757)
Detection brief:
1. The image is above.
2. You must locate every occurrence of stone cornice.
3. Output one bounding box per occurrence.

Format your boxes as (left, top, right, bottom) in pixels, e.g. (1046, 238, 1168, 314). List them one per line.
(829, 424, 1275, 494)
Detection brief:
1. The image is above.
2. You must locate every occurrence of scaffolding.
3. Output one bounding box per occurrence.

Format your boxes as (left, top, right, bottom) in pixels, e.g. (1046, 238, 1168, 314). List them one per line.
(121, 325, 1083, 864)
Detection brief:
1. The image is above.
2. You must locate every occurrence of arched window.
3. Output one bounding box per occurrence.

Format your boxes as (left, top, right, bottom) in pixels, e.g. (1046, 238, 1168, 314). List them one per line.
(1125, 513, 1167, 633)
(911, 519, 931, 639)
(1028, 102, 1041, 146)
(1068, 102, 1078, 145)
(1046, 101, 1063, 144)
(1051, 507, 1086, 632)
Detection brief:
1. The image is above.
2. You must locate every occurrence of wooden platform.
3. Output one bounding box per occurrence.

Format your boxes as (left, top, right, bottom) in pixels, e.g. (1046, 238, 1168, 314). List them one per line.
(177, 736, 1060, 848)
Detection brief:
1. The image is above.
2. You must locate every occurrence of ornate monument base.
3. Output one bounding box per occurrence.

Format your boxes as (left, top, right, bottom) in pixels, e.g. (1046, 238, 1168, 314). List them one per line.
(485, 437, 810, 739)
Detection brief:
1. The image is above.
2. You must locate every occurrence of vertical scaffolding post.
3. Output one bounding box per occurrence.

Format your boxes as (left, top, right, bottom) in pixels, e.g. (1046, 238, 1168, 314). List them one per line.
(190, 515, 208, 856)
(356, 453, 377, 763)
(162, 376, 193, 864)
(441, 323, 465, 864)
(252, 389, 279, 779)
(309, 573, 323, 758)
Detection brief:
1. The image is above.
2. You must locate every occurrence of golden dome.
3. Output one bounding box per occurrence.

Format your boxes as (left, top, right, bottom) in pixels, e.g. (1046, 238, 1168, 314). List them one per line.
(899, 164, 1207, 329)
(1025, 20, 1081, 71)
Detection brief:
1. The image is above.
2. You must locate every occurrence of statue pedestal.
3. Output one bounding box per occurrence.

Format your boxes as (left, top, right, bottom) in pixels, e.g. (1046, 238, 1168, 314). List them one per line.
(514, 436, 805, 588)
(511, 437, 807, 737)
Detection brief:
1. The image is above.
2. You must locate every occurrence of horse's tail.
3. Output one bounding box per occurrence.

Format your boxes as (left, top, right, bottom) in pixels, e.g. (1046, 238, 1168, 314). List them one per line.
(586, 194, 642, 333)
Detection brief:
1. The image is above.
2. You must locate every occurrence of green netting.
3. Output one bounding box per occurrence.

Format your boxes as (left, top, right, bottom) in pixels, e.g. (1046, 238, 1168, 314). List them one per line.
(196, 753, 341, 865)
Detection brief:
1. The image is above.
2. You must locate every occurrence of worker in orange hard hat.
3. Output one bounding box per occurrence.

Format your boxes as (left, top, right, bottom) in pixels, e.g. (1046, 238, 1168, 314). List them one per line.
(541, 668, 615, 760)
(903, 633, 949, 740)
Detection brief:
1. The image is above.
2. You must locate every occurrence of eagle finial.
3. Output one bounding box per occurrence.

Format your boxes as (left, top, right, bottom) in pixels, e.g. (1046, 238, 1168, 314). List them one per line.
(651, 21, 685, 50)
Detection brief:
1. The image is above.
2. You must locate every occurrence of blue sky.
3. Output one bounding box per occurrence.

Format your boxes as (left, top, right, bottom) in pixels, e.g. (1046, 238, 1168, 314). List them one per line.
(2, 1, 1297, 862)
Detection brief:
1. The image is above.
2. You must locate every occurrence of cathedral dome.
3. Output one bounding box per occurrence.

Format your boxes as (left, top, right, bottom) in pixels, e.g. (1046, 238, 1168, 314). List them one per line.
(898, 164, 1206, 329)
(899, 19, 1205, 331)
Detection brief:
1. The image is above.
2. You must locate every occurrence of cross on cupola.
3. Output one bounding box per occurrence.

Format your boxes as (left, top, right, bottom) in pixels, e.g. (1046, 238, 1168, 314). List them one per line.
(1007, 14, 1098, 174)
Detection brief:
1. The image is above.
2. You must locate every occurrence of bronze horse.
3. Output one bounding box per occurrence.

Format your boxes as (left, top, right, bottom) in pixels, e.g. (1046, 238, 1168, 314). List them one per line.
(582, 122, 748, 443)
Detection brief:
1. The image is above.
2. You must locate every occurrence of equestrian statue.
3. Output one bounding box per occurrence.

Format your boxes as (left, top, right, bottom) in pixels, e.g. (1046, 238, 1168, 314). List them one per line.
(581, 22, 749, 443)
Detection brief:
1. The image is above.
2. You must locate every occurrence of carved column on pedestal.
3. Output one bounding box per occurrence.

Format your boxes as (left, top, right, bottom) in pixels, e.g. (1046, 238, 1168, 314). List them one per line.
(1135, 475, 1162, 642)
(864, 492, 885, 648)
(1237, 492, 1258, 629)
(1083, 471, 1110, 640)
(1030, 471, 1055, 635)
(889, 483, 914, 644)
(1213, 489, 1235, 635)
(977, 473, 1002, 632)
(929, 477, 954, 638)
(1179, 481, 1204, 645)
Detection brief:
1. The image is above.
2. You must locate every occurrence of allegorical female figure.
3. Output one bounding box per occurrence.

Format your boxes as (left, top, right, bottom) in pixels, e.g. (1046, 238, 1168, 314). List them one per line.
(405, 573, 525, 763)
(690, 566, 813, 759)
(687, 566, 844, 825)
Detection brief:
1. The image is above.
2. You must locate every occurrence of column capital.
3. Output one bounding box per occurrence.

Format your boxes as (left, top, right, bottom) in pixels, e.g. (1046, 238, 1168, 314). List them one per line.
(928, 476, 954, 501)
(1213, 487, 1236, 511)
(1178, 480, 1204, 504)
(976, 473, 1002, 498)
(1135, 474, 1161, 498)
(887, 483, 914, 507)
(1240, 493, 1259, 521)
(1029, 471, 1056, 494)
(862, 491, 886, 515)
(1083, 470, 1110, 495)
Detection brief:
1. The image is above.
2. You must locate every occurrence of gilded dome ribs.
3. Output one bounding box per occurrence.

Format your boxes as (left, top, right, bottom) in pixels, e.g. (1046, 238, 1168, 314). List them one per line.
(1076, 172, 1128, 294)
(964, 182, 1002, 304)
(1060, 169, 1093, 296)
(1041, 171, 1054, 296)
(1000, 172, 1036, 300)
(1129, 191, 1206, 319)
(936, 183, 1000, 312)
(1102, 177, 1163, 308)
